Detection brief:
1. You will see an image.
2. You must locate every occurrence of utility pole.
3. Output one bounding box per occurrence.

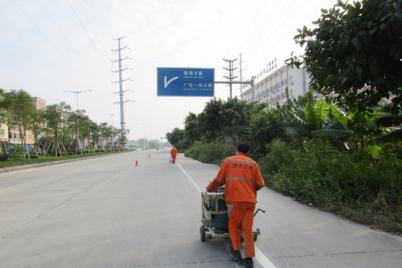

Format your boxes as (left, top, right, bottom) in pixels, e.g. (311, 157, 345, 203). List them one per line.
(215, 58, 252, 99)
(251, 76, 256, 102)
(223, 58, 238, 99)
(112, 36, 132, 148)
(239, 53, 244, 96)
(64, 90, 91, 154)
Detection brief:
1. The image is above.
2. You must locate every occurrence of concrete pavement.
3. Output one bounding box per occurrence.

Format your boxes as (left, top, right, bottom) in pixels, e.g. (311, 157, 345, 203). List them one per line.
(0, 150, 237, 268)
(0, 149, 401, 268)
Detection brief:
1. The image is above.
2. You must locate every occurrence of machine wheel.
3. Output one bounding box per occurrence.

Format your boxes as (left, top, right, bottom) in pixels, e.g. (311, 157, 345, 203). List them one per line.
(226, 237, 233, 249)
(253, 228, 260, 242)
(200, 225, 207, 242)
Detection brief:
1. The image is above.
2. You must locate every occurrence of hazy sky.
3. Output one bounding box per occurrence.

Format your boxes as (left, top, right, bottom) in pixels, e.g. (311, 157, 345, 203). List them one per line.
(0, 0, 337, 140)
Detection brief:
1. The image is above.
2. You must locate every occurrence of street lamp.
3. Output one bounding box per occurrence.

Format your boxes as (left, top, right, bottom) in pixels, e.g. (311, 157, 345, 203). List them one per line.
(105, 113, 115, 151)
(64, 90, 92, 154)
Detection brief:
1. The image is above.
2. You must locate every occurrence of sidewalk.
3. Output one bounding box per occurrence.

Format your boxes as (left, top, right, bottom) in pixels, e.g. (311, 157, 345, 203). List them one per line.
(177, 154, 402, 268)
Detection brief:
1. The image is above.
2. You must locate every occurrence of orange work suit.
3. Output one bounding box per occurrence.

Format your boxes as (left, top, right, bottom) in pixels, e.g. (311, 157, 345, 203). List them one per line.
(207, 152, 265, 258)
(170, 147, 178, 163)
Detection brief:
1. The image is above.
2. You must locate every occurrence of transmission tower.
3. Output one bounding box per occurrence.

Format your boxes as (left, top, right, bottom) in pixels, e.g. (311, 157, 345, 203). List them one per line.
(223, 58, 238, 99)
(215, 56, 253, 99)
(112, 37, 132, 147)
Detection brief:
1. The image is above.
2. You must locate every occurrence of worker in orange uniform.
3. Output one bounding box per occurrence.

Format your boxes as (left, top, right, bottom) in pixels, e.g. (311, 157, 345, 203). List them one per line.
(170, 146, 178, 164)
(206, 144, 265, 268)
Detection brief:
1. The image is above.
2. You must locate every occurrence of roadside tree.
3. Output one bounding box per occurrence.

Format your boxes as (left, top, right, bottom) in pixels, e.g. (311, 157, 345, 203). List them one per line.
(288, 0, 402, 114)
(2, 90, 36, 159)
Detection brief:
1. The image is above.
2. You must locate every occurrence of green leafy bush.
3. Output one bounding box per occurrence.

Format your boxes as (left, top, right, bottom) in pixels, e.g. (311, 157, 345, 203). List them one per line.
(262, 139, 402, 232)
(185, 142, 235, 165)
(9, 146, 26, 160)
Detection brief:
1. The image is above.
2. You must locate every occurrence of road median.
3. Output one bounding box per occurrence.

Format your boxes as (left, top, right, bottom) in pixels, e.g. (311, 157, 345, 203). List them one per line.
(0, 151, 132, 174)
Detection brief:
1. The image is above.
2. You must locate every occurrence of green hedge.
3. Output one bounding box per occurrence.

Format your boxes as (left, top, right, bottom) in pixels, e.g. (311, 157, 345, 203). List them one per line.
(261, 139, 402, 233)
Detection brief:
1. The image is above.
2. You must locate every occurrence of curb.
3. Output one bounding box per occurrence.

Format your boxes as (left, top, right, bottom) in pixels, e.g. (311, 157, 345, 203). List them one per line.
(0, 152, 127, 174)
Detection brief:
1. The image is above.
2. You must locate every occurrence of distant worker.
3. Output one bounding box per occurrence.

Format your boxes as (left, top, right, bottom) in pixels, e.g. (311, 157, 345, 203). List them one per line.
(170, 146, 178, 164)
(206, 144, 265, 268)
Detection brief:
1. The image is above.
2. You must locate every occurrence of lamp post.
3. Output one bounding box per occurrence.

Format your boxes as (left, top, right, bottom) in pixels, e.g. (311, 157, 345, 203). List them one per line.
(105, 113, 115, 151)
(64, 90, 91, 154)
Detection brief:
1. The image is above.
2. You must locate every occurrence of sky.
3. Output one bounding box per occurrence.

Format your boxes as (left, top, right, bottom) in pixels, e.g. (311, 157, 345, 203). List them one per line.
(0, 0, 337, 140)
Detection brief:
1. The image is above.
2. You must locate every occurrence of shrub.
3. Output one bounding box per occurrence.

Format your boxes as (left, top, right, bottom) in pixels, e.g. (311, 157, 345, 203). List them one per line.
(9, 146, 26, 160)
(185, 141, 235, 165)
(261, 138, 402, 232)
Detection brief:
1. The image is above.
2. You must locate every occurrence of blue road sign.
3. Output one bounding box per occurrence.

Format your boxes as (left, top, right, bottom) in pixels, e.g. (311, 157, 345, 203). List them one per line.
(157, 67, 214, 97)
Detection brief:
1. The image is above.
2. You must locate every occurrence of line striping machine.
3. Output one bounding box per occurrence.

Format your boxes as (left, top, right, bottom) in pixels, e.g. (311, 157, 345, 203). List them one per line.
(200, 186, 265, 243)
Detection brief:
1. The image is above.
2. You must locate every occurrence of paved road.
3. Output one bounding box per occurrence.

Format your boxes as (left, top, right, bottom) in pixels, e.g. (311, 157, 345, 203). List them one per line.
(0, 150, 401, 268)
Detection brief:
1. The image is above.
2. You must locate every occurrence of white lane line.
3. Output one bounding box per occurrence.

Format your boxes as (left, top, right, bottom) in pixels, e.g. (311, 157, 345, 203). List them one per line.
(255, 247, 277, 268)
(176, 163, 202, 192)
(176, 162, 277, 268)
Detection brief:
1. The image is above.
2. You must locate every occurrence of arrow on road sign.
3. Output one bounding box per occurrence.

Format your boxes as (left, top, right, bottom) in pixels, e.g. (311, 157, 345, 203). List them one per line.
(164, 76, 179, 88)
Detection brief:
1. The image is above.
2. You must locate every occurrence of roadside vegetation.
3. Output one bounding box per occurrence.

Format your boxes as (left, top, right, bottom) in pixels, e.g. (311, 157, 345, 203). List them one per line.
(0, 89, 127, 166)
(167, 0, 402, 233)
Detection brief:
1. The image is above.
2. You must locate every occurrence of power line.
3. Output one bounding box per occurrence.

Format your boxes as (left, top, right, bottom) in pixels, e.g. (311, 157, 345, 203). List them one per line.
(36, 0, 69, 40)
(245, 0, 329, 62)
(74, 0, 110, 59)
(229, 0, 292, 56)
(65, 0, 105, 61)
(16, 0, 107, 80)
(224, 0, 271, 57)
(12, 0, 66, 56)
(238, 0, 298, 56)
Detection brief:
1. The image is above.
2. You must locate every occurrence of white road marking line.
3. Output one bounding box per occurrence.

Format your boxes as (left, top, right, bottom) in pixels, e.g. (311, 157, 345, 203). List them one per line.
(255, 247, 277, 268)
(176, 162, 277, 268)
(176, 163, 202, 192)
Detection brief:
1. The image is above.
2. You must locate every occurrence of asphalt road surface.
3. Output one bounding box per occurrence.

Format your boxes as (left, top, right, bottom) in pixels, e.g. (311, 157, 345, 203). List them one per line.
(0, 149, 401, 268)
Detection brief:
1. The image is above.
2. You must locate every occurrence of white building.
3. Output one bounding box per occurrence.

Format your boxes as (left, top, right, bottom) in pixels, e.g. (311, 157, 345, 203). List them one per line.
(241, 65, 310, 105)
(0, 124, 8, 142)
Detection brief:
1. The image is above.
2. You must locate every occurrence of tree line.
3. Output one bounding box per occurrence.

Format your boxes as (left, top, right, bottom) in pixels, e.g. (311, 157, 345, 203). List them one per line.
(167, 94, 401, 158)
(0, 89, 123, 160)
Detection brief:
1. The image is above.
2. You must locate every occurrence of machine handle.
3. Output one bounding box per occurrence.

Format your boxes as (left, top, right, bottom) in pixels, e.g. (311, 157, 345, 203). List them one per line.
(254, 208, 266, 217)
(203, 191, 223, 196)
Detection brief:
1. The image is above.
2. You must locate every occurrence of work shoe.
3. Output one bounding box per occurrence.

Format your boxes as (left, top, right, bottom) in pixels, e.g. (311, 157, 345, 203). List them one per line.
(230, 249, 242, 263)
(243, 257, 254, 268)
